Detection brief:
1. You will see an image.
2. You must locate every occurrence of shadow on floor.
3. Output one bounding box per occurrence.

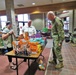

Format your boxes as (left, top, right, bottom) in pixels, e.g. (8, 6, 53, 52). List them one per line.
(48, 63, 62, 71)
(24, 61, 39, 75)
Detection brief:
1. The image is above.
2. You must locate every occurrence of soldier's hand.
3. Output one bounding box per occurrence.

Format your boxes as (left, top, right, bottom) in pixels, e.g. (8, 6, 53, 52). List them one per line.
(59, 43, 62, 46)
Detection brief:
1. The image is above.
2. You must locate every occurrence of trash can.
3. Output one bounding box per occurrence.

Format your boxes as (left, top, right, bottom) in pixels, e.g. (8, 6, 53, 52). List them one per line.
(65, 33, 70, 42)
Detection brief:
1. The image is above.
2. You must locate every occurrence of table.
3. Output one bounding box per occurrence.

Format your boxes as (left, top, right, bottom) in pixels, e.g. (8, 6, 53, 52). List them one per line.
(5, 49, 44, 75)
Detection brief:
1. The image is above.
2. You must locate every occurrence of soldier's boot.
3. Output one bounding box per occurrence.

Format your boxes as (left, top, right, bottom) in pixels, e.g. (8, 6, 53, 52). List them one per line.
(49, 58, 57, 64)
(55, 62, 64, 69)
(49, 60, 56, 64)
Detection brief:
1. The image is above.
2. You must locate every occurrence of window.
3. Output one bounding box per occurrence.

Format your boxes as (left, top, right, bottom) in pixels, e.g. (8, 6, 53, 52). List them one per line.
(46, 18, 52, 29)
(18, 14, 24, 21)
(0, 16, 7, 29)
(63, 17, 69, 30)
(17, 14, 30, 35)
(18, 14, 29, 22)
(24, 14, 29, 21)
(19, 23, 23, 35)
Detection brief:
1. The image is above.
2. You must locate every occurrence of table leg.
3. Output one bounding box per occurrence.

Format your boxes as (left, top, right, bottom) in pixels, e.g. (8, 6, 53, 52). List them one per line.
(16, 57, 18, 75)
(28, 59, 30, 75)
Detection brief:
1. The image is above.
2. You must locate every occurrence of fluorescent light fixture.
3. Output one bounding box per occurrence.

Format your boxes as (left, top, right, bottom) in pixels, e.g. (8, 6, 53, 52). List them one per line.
(63, 10, 68, 13)
(32, 10, 40, 14)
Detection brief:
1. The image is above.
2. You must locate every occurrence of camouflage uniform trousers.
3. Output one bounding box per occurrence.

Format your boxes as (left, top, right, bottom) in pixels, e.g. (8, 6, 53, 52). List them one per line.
(52, 37, 63, 64)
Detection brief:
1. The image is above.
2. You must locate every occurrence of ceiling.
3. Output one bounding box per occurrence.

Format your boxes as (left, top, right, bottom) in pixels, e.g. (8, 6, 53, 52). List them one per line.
(0, 0, 76, 10)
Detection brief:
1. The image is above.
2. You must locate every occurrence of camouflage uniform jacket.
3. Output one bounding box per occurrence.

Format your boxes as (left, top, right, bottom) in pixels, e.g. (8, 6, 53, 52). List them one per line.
(51, 17, 64, 44)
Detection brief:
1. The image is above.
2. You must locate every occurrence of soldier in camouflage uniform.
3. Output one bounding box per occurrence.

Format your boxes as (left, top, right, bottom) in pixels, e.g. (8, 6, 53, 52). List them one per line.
(47, 11, 64, 69)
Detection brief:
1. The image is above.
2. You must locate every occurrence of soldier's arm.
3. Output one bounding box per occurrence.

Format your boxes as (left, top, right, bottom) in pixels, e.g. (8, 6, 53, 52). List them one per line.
(56, 21, 64, 44)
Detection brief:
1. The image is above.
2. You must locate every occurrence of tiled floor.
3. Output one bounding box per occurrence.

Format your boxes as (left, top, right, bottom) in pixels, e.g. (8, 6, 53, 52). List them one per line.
(45, 41, 76, 75)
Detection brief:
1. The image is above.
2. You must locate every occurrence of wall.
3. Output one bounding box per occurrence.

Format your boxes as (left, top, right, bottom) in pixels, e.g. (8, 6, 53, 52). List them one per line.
(30, 13, 46, 30)
(74, 9, 76, 29)
(30, 10, 76, 32)
(58, 10, 76, 33)
(59, 12, 69, 18)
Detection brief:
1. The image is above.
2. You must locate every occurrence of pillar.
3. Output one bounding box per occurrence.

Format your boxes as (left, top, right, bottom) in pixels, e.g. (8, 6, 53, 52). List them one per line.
(74, 9, 76, 29)
(69, 10, 73, 33)
(5, 0, 17, 35)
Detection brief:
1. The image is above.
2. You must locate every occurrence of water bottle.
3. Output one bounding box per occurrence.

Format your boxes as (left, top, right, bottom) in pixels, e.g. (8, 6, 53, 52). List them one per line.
(24, 45, 28, 55)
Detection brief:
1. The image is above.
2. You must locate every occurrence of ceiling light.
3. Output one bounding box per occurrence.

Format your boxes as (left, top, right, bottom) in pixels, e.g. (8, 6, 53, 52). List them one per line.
(63, 10, 68, 13)
(32, 2, 35, 5)
(32, 10, 40, 14)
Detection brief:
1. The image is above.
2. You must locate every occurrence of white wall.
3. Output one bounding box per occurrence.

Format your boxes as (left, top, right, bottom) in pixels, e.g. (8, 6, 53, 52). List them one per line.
(30, 13, 45, 30)
(74, 9, 76, 29)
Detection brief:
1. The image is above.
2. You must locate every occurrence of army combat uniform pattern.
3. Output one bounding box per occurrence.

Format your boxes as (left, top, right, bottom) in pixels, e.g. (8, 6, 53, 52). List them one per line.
(51, 17, 64, 63)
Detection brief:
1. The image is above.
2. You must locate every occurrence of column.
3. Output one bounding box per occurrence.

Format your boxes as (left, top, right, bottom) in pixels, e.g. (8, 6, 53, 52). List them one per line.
(74, 9, 76, 28)
(0, 11, 1, 29)
(5, 0, 17, 35)
(69, 10, 73, 33)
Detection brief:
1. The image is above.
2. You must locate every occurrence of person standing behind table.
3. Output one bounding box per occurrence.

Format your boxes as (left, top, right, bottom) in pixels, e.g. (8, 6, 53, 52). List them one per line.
(22, 20, 36, 37)
(2, 21, 16, 69)
(47, 11, 64, 69)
